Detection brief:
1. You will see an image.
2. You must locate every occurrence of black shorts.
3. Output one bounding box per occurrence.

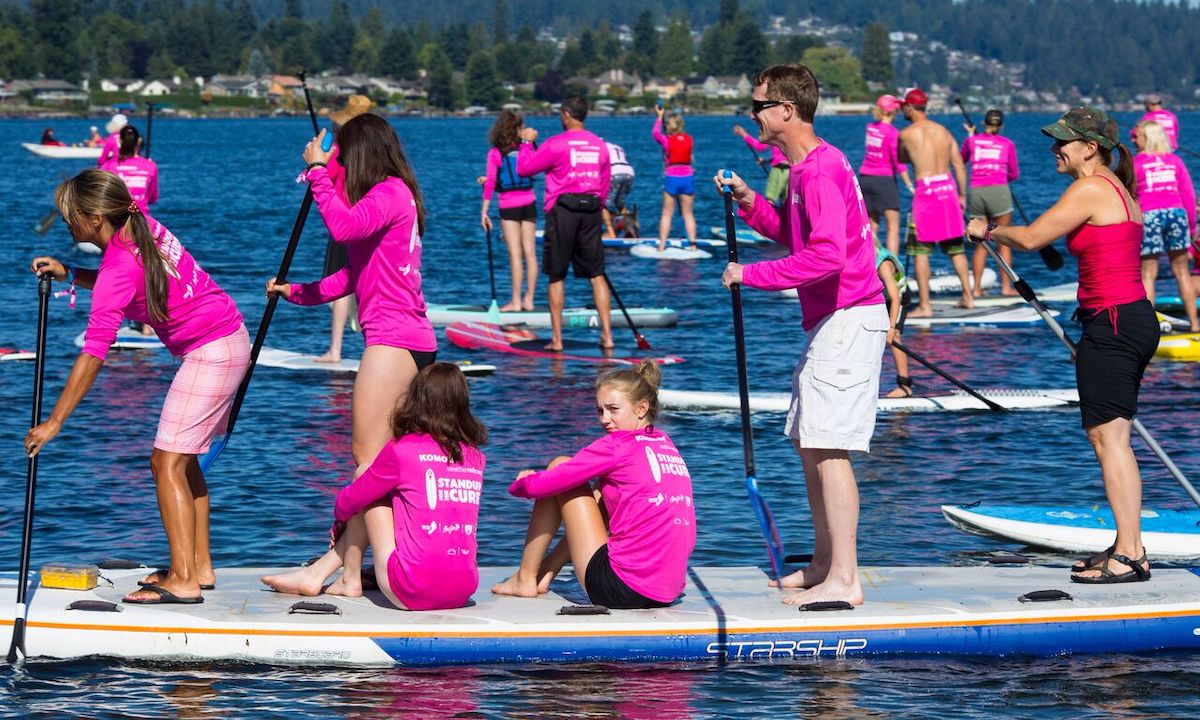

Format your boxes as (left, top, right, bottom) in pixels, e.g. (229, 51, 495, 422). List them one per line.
(323, 240, 349, 276)
(408, 348, 437, 370)
(860, 174, 901, 214)
(498, 202, 537, 223)
(1075, 299, 1159, 429)
(583, 544, 671, 610)
(543, 200, 605, 281)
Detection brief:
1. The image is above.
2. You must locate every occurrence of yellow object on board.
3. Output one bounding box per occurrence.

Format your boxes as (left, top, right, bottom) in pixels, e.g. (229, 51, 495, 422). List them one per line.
(40, 563, 99, 591)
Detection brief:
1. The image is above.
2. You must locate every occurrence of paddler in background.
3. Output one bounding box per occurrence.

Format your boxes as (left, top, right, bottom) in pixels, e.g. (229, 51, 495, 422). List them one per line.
(898, 87, 974, 315)
(97, 113, 128, 167)
(734, 122, 791, 206)
(481, 109, 539, 311)
(718, 63, 887, 607)
(652, 104, 699, 251)
(602, 139, 635, 239)
(961, 109, 1020, 297)
(1132, 93, 1179, 150)
(857, 94, 913, 256)
(967, 107, 1158, 584)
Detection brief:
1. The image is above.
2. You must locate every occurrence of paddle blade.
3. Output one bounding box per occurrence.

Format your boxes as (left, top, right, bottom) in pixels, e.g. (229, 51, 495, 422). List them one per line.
(198, 433, 229, 474)
(746, 475, 785, 581)
(634, 332, 651, 350)
(1039, 244, 1064, 271)
(36, 211, 57, 235)
(486, 299, 501, 324)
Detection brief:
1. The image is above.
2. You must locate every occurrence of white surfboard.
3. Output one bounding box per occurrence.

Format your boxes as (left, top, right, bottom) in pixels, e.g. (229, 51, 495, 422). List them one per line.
(630, 244, 713, 260)
(74, 326, 165, 350)
(255, 348, 496, 377)
(659, 387, 1079, 414)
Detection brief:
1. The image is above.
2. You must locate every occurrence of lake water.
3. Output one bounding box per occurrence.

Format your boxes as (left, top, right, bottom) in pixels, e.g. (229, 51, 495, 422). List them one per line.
(2, 110, 1200, 717)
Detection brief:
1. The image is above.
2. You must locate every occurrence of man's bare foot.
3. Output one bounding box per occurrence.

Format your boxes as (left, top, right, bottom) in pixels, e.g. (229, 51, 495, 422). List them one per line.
(1001, 287, 1020, 297)
(972, 287, 986, 298)
(313, 351, 341, 364)
(955, 293, 975, 309)
(499, 302, 522, 312)
(261, 567, 327, 597)
(768, 564, 828, 589)
(780, 576, 864, 607)
(599, 333, 615, 350)
(522, 298, 535, 311)
(544, 340, 563, 352)
(325, 574, 363, 597)
(491, 572, 544, 598)
(908, 304, 934, 318)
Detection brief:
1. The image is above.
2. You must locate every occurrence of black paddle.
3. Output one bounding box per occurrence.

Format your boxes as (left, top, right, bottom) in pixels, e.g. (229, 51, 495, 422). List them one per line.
(953, 98, 1063, 272)
(197, 71, 321, 472)
(1010, 195, 1065, 271)
(745, 143, 769, 177)
(8, 266, 54, 662)
(602, 274, 651, 350)
(721, 170, 785, 581)
(977, 237, 1200, 506)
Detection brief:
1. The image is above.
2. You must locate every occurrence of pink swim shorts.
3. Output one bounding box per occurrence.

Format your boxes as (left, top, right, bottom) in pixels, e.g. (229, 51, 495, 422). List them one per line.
(912, 173, 965, 243)
(154, 325, 250, 454)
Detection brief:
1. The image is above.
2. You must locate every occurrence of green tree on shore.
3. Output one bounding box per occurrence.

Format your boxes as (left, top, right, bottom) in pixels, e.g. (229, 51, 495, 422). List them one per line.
(861, 21, 893, 85)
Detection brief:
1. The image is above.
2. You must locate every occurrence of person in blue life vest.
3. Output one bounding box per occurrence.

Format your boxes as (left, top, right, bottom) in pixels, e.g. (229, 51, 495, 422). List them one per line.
(481, 110, 540, 311)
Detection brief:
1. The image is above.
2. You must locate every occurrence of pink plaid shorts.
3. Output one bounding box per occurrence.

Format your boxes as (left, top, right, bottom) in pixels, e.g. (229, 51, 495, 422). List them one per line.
(154, 326, 251, 455)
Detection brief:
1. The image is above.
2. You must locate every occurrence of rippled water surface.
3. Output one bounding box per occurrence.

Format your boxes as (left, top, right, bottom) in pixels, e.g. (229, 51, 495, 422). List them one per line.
(2, 111, 1199, 717)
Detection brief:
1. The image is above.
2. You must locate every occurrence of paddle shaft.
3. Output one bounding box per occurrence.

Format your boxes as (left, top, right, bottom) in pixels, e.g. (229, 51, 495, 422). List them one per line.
(224, 72, 321, 434)
(746, 143, 769, 177)
(145, 103, 155, 159)
(978, 238, 1200, 506)
(602, 274, 651, 349)
(8, 271, 53, 663)
(485, 227, 498, 303)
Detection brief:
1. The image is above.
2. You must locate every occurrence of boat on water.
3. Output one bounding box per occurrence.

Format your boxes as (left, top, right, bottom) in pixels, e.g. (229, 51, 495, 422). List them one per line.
(3, 563, 1198, 665)
(22, 143, 103, 160)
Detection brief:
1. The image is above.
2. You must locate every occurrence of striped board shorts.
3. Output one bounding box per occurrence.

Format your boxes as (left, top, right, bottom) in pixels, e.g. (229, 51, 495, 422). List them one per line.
(155, 325, 251, 455)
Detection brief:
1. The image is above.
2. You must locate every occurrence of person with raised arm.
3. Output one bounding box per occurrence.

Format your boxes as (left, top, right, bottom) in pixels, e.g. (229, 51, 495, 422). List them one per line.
(652, 106, 698, 251)
(967, 107, 1158, 584)
(515, 96, 613, 351)
(898, 88, 974, 315)
(717, 64, 887, 607)
(25, 169, 249, 605)
(267, 114, 436, 471)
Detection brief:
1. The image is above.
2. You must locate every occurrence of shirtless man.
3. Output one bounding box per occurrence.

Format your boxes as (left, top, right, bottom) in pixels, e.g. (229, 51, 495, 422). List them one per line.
(898, 88, 974, 315)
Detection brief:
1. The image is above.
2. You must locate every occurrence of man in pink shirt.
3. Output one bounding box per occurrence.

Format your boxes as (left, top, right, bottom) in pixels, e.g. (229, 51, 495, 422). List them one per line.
(517, 96, 613, 350)
(718, 64, 888, 608)
(1132, 94, 1179, 150)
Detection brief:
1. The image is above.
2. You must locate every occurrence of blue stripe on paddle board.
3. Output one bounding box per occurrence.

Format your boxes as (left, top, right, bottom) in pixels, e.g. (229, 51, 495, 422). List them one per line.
(371, 614, 1200, 663)
(954, 505, 1200, 534)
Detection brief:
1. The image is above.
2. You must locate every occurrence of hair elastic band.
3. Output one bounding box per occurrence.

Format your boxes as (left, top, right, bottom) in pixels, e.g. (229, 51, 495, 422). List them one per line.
(127, 201, 141, 215)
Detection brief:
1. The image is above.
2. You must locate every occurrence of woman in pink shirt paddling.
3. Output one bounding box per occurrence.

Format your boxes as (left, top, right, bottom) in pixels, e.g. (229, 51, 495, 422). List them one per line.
(492, 361, 696, 609)
(858, 94, 914, 256)
(1133, 120, 1198, 330)
(267, 114, 437, 471)
(262, 363, 487, 610)
(25, 169, 250, 605)
(481, 110, 539, 311)
(101, 125, 159, 212)
(652, 106, 699, 251)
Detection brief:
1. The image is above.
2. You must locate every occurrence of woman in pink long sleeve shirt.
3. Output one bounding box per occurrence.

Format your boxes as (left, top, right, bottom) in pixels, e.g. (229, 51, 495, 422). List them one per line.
(100, 125, 159, 212)
(268, 114, 437, 470)
(492, 361, 696, 609)
(262, 363, 487, 609)
(480, 110, 539, 311)
(26, 169, 249, 605)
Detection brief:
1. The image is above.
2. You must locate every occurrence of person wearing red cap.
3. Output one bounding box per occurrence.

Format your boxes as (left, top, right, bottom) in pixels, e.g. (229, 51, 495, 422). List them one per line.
(898, 87, 974, 315)
(858, 94, 914, 256)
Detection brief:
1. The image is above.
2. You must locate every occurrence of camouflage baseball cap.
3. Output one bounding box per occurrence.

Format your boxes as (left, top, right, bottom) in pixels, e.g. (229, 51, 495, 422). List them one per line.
(1041, 107, 1119, 150)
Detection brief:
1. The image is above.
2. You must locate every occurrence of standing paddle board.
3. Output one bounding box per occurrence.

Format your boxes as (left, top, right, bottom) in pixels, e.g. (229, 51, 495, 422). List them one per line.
(1154, 295, 1200, 313)
(781, 270, 1001, 300)
(425, 303, 678, 329)
(931, 282, 1079, 308)
(73, 326, 165, 350)
(0, 347, 36, 362)
(255, 348, 496, 377)
(1155, 331, 1200, 361)
(941, 503, 1200, 559)
(445, 321, 684, 365)
(3, 564, 1200, 664)
(534, 231, 726, 249)
(902, 304, 1058, 328)
(659, 388, 1079, 414)
(629, 244, 713, 260)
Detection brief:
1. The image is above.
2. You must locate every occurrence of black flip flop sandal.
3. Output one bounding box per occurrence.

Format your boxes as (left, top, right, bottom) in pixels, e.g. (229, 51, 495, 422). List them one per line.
(123, 584, 205, 605)
(138, 567, 216, 591)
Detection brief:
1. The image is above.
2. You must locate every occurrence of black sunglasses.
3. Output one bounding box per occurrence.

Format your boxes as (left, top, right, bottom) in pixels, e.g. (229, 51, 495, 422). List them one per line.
(751, 99, 791, 115)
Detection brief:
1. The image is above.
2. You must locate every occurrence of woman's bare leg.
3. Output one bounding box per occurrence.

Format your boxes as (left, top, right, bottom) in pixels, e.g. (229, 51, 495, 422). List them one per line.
(1168, 249, 1199, 331)
(520, 219, 538, 310)
(352, 346, 418, 468)
(499, 217, 524, 311)
(678, 193, 697, 247)
(657, 192, 676, 250)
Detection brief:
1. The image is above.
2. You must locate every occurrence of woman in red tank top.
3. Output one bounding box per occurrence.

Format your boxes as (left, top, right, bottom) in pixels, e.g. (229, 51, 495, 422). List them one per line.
(967, 107, 1159, 585)
(651, 105, 699, 252)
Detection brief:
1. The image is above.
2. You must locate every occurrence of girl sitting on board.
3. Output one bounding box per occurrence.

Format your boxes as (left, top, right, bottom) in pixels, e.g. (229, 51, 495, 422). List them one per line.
(652, 105, 699, 252)
(262, 363, 487, 610)
(101, 125, 159, 212)
(267, 114, 436, 472)
(492, 361, 696, 609)
(26, 169, 250, 604)
(481, 109, 539, 311)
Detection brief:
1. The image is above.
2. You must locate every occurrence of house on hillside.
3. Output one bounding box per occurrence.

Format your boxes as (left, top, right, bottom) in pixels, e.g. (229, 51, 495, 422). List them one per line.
(698, 75, 751, 99)
(206, 74, 264, 98)
(642, 76, 684, 100)
(140, 78, 185, 96)
(8, 79, 87, 103)
(594, 69, 642, 97)
(100, 78, 144, 93)
(268, 75, 304, 102)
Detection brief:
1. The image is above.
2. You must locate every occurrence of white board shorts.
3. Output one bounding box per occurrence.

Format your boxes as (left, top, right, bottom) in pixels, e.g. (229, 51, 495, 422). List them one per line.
(785, 303, 888, 451)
